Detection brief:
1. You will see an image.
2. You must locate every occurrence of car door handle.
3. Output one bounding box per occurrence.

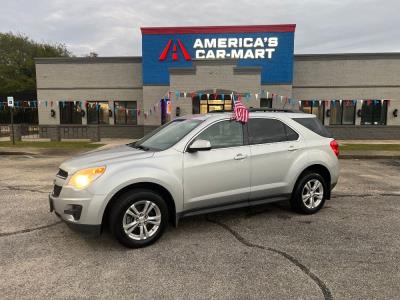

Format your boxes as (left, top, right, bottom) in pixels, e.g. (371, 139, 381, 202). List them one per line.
(288, 145, 299, 151)
(234, 153, 247, 160)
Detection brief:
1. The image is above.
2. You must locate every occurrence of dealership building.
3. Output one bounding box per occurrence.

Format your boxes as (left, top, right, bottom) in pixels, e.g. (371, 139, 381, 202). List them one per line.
(34, 24, 400, 140)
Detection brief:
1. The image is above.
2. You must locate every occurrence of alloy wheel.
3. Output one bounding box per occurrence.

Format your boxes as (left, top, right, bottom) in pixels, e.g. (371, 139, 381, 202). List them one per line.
(122, 200, 161, 240)
(302, 179, 324, 209)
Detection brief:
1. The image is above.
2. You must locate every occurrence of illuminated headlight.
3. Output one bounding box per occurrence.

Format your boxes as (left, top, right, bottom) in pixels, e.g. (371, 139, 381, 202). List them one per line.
(67, 166, 106, 190)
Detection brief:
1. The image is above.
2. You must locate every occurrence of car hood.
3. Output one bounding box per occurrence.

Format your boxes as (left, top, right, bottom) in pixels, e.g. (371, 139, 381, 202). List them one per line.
(59, 145, 154, 174)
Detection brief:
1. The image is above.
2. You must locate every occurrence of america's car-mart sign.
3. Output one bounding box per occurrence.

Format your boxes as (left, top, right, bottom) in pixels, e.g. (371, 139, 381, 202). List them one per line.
(141, 25, 295, 85)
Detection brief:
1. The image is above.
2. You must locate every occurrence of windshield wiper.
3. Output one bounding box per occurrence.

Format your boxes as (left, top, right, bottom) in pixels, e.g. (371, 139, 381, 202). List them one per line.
(134, 145, 150, 151)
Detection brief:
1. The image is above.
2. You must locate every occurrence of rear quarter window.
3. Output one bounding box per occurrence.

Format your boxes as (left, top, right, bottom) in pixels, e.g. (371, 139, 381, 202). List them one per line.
(292, 118, 332, 138)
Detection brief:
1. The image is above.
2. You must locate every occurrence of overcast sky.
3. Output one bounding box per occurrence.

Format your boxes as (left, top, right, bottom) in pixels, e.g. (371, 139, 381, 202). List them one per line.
(1, 0, 399, 56)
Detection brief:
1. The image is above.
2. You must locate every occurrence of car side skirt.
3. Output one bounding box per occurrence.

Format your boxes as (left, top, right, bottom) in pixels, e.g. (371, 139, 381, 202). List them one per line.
(176, 194, 291, 225)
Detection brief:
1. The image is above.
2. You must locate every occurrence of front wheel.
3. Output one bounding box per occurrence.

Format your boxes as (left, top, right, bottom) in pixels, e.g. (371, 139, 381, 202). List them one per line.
(109, 189, 168, 248)
(290, 173, 327, 214)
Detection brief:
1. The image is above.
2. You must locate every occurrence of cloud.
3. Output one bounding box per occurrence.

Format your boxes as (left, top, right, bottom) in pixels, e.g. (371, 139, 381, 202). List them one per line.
(1, 0, 399, 56)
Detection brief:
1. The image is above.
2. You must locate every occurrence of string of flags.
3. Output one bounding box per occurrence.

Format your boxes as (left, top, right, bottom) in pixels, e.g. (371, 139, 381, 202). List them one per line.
(0, 95, 391, 119)
(0, 100, 38, 108)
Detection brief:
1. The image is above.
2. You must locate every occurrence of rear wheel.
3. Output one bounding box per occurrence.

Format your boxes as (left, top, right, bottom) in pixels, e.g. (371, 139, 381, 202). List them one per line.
(109, 189, 168, 248)
(291, 173, 327, 214)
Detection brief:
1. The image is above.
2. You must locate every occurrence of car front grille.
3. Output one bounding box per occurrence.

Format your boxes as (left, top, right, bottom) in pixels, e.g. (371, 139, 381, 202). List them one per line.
(56, 168, 68, 179)
(52, 185, 62, 197)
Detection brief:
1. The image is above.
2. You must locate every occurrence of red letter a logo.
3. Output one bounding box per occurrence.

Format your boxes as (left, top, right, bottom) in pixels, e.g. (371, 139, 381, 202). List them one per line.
(159, 39, 191, 61)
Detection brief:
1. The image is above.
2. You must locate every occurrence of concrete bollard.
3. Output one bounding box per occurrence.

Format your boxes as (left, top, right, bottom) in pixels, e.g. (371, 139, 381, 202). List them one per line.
(88, 125, 100, 142)
(9, 124, 22, 142)
(48, 126, 61, 142)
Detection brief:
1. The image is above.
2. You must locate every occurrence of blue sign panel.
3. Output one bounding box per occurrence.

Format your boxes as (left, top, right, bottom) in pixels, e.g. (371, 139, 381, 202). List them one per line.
(141, 25, 295, 85)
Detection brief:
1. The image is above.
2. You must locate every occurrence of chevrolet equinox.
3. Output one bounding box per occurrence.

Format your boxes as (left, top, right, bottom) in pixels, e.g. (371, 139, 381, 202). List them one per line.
(49, 111, 339, 248)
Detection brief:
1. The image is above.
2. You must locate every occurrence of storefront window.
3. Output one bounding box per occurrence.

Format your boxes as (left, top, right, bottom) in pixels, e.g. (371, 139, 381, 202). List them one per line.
(361, 100, 388, 125)
(114, 101, 137, 125)
(260, 98, 272, 108)
(329, 100, 356, 125)
(87, 102, 110, 124)
(60, 101, 82, 124)
(342, 100, 356, 125)
(301, 100, 325, 123)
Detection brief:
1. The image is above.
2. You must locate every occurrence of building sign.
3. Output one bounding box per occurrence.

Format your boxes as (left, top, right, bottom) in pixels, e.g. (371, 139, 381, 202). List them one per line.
(141, 25, 296, 85)
(193, 37, 278, 60)
(7, 96, 14, 107)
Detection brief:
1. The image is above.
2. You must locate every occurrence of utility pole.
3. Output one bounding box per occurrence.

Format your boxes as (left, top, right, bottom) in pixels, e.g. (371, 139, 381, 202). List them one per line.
(7, 97, 15, 145)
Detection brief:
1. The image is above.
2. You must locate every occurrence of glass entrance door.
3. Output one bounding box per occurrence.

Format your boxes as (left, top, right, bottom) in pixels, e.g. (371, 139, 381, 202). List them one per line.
(195, 94, 233, 114)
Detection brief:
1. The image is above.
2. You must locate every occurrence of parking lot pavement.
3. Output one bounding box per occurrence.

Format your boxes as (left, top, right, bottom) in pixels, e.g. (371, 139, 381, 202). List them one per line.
(1, 154, 399, 299)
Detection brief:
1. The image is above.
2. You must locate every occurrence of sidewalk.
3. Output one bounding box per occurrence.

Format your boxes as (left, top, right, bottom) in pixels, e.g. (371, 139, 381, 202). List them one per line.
(339, 151, 400, 159)
(1, 138, 400, 159)
(338, 140, 400, 145)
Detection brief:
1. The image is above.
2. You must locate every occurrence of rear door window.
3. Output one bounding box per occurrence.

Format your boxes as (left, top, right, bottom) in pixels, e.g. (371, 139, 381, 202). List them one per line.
(248, 118, 297, 144)
(292, 117, 332, 138)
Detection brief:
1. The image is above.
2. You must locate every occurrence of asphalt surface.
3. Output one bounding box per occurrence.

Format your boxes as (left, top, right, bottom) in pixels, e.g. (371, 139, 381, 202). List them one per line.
(0, 153, 399, 299)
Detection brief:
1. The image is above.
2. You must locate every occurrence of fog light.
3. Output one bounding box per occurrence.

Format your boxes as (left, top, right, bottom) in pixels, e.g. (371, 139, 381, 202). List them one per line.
(64, 204, 82, 220)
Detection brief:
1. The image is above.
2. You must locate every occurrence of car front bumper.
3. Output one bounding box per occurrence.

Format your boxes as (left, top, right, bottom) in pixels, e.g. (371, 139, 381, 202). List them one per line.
(49, 192, 103, 236)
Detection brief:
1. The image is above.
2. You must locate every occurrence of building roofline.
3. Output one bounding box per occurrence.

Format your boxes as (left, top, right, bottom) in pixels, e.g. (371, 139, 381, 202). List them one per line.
(34, 56, 142, 64)
(141, 24, 296, 35)
(34, 52, 400, 65)
(294, 52, 400, 60)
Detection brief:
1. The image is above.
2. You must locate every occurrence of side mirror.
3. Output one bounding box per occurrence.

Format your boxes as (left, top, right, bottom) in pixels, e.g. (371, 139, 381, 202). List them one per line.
(188, 139, 211, 153)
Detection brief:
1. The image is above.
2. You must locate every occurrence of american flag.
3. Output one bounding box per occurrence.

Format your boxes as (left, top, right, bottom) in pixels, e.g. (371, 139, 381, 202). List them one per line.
(233, 97, 249, 123)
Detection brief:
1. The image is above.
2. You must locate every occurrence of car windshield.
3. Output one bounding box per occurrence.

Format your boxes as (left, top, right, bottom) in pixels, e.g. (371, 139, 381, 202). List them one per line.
(130, 118, 203, 151)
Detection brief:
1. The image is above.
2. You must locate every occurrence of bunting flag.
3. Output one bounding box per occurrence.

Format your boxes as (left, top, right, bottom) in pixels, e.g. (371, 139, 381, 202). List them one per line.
(11, 94, 392, 119)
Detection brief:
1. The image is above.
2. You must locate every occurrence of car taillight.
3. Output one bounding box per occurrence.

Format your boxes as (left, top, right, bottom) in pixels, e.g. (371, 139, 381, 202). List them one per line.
(330, 140, 339, 157)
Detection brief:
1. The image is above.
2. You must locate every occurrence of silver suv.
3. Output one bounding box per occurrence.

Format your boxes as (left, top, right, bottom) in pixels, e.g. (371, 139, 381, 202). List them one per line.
(49, 111, 339, 248)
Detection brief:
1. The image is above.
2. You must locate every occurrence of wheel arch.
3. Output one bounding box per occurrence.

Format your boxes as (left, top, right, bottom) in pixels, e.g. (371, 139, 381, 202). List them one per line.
(101, 182, 177, 230)
(293, 164, 332, 199)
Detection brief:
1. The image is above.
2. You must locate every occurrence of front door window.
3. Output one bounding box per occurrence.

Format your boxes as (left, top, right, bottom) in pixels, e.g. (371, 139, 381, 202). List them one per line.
(195, 120, 244, 149)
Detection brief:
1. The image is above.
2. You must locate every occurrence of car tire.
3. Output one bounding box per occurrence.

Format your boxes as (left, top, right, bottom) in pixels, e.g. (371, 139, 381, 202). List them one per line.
(290, 172, 327, 214)
(109, 189, 169, 248)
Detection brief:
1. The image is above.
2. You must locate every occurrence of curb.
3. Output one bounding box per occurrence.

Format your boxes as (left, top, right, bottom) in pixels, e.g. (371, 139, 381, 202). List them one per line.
(339, 154, 400, 159)
(0, 151, 37, 156)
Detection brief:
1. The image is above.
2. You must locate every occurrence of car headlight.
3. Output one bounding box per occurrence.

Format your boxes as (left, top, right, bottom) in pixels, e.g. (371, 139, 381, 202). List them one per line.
(67, 166, 106, 190)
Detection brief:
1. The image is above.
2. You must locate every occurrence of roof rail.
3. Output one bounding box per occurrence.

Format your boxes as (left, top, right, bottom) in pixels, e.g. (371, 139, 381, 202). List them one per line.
(249, 107, 296, 113)
(207, 110, 233, 113)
